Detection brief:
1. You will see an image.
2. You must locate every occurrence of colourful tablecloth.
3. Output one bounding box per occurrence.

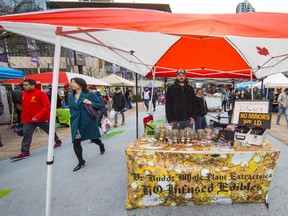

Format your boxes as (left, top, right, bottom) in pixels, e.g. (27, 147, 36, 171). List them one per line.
(125, 137, 280, 209)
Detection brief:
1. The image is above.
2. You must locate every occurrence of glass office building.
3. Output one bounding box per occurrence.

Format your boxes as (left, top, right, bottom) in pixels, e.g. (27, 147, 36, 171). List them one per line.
(236, 0, 255, 13)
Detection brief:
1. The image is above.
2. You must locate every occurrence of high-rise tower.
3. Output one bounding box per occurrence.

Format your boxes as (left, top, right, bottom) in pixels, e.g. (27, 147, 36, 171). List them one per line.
(236, 0, 255, 13)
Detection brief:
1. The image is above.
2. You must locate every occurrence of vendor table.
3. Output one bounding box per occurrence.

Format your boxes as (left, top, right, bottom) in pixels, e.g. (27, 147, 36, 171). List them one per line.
(56, 108, 70, 126)
(125, 137, 280, 209)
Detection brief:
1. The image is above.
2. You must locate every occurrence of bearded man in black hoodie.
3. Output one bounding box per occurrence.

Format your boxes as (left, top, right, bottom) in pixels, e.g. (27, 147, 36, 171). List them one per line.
(165, 69, 198, 130)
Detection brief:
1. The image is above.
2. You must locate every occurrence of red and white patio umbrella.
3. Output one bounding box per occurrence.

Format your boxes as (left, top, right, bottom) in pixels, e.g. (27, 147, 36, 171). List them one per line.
(1, 8, 288, 216)
(1, 9, 288, 80)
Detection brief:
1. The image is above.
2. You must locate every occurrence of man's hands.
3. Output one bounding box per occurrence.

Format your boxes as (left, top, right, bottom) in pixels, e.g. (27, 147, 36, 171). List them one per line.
(169, 118, 195, 127)
(169, 121, 175, 126)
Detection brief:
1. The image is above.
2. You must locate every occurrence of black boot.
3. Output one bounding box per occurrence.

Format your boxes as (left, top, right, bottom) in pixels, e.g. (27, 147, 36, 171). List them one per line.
(91, 139, 105, 155)
(100, 143, 105, 155)
(73, 160, 86, 172)
(73, 139, 86, 172)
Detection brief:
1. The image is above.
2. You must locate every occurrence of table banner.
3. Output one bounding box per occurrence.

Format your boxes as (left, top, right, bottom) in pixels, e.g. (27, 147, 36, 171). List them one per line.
(125, 139, 280, 209)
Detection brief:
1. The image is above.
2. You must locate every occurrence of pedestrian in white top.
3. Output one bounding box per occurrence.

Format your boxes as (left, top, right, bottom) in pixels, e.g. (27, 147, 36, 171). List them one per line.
(276, 88, 288, 126)
(143, 88, 151, 111)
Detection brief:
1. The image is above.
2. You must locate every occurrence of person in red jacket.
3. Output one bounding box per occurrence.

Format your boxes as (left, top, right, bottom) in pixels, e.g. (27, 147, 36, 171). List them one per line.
(16, 79, 62, 158)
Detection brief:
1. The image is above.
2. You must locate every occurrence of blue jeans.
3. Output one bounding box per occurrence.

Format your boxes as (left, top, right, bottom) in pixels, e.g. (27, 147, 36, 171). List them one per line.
(276, 106, 288, 123)
(114, 110, 125, 123)
(144, 99, 149, 111)
(173, 120, 191, 130)
(195, 116, 207, 131)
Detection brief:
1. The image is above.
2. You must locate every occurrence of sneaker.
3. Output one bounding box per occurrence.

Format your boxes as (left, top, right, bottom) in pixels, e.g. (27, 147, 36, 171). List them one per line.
(0, 143, 3, 147)
(121, 121, 125, 126)
(113, 123, 118, 127)
(54, 140, 62, 148)
(17, 153, 30, 158)
(276, 122, 280, 125)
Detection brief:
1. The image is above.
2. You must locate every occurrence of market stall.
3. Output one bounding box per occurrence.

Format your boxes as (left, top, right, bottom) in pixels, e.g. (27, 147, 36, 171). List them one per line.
(126, 137, 280, 209)
(1, 9, 287, 215)
(126, 100, 280, 209)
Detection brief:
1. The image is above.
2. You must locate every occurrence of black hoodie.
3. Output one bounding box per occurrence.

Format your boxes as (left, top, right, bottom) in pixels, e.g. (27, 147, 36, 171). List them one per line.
(112, 92, 126, 111)
(165, 79, 197, 123)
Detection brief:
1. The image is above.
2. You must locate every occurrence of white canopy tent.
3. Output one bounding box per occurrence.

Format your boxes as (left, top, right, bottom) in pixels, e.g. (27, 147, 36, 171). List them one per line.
(2, 8, 288, 216)
(264, 73, 288, 88)
(101, 74, 135, 86)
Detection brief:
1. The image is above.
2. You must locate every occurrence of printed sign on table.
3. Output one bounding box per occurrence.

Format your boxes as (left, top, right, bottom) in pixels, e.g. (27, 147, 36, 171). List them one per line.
(232, 101, 269, 124)
(125, 138, 280, 209)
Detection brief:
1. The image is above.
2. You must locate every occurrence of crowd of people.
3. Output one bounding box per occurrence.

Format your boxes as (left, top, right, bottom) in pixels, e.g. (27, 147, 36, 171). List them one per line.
(165, 69, 288, 131)
(1, 72, 288, 170)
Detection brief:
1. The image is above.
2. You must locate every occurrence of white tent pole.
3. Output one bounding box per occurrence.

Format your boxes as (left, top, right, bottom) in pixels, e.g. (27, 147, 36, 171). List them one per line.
(149, 68, 156, 114)
(45, 30, 62, 216)
(250, 68, 254, 100)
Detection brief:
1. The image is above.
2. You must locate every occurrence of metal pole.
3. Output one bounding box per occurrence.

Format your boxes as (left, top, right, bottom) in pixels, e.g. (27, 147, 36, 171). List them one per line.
(135, 73, 139, 139)
(250, 69, 254, 100)
(45, 29, 62, 216)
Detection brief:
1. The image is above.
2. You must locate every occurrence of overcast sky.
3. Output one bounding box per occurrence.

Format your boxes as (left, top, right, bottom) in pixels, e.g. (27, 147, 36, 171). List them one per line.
(115, 0, 288, 14)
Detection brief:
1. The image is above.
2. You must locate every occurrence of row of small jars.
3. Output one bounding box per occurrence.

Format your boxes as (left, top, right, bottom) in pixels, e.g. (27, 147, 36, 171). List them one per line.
(154, 126, 223, 144)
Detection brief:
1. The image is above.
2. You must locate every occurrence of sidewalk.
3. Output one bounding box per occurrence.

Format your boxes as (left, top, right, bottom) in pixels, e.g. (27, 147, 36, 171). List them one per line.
(0, 105, 288, 216)
(0, 101, 148, 161)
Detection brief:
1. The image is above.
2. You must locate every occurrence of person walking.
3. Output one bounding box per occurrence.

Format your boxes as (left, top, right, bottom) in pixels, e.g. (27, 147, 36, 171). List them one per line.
(195, 88, 208, 131)
(221, 90, 228, 112)
(15, 79, 62, 158)
(267, 89, 275, 114)
(143, 88, 150, 111)
(125, 88, 133, 109)
(90, 86, 108, 129)
(165, 69, 197, 130)
(276, 88, 288, 126)
(12, 84, 23, 124)
(112, 87, 126, 127)
(68, 78, 105, 172)
(152, 90, 157, 112)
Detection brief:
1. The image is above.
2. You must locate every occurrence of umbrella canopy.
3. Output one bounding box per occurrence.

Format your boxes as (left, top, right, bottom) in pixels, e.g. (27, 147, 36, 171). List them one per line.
(144, 82, 160, 88)
(235, 80, 259, 91)
(0, 72, 111, 86)
(101, 74, 135, 86)
(263, 73, 288, 88)
(1, 9, 288, 79)
(0, 78, 23, 84)
(0, 66, 24, 79)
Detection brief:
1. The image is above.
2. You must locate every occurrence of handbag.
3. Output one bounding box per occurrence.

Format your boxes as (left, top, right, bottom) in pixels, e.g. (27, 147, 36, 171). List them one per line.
(85, 104, 101, 118)
(101, 117, 113, 133)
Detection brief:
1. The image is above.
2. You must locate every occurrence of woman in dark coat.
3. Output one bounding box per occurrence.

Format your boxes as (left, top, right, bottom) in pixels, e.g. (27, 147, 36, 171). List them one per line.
(68, 77, 105, 172)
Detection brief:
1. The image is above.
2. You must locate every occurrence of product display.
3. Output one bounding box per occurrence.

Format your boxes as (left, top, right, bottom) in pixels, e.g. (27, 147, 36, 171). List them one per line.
(149, 126, 234, 149)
